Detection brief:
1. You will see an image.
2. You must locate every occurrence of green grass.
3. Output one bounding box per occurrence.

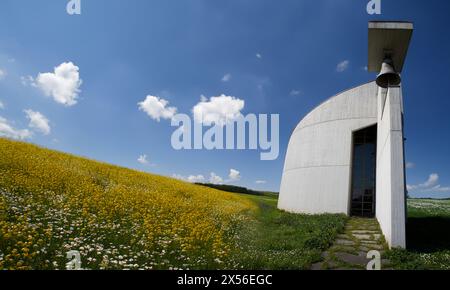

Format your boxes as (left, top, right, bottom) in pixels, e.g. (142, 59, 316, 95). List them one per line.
(386, 199, 450, 270)
(0, 138, 346, 270)
(228, 194, 348, 269)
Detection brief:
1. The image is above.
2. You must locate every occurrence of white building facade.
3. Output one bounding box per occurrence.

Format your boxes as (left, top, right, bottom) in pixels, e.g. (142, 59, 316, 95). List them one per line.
(278, 22, 413, 248)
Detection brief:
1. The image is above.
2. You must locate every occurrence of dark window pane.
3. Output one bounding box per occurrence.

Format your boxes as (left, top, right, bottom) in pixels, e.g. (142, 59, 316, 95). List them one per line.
(351, 125, 377, 218)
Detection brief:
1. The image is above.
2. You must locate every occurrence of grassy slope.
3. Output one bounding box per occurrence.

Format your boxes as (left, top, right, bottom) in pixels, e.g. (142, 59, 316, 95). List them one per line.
(0, 138, 346, 270)
(0, 138, 258, 270)
(386, 199, 450, 270)
(231, 194, 347, 269)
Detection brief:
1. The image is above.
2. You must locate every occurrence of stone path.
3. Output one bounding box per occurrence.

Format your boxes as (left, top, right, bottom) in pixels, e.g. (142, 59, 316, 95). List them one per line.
(311, 218, 391, 270)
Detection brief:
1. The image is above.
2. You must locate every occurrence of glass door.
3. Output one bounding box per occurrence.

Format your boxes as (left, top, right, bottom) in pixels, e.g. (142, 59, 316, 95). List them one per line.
(350, 125, 377, 218)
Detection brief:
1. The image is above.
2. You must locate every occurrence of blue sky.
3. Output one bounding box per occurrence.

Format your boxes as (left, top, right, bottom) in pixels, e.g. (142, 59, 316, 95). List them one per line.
(0, 0, 449, 197)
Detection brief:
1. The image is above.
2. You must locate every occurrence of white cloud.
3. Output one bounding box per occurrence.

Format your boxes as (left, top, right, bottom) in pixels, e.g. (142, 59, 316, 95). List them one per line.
(421, 173, 439, 188)
(0, 100, 4, 109)
(24, 109, 51, 135)
(407, 173, 450, 194)
(336, 60, 350, 72)
(425, 185, 450, 193)
(406, 162, 415, 169)
(255, 77, 271, 92)
(0, 116, 32, 140)
(171, 174, 205, 183)
(0, 69, 6, 80)
(290, 90, 301, 96)
(34, 62, 82, 107)
(174, 171, 237, 184)
(187, 175, 205, 183)
(221, 73, 232, 82)
(256, 53, 262, 59)
(21, 75, 35, 87)
(137, 154, 149, 165)
(172, 174, 186, 181)
(209, 172, 223, 184)
(255, 180, 267, 184)
(138, 95, 177, 122)
(228, 169, 241, 181)
(192, 94, 244, 126)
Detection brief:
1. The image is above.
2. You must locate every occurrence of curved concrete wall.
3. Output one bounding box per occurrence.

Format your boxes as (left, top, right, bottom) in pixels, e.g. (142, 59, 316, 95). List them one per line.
(278, 82, 378, 214)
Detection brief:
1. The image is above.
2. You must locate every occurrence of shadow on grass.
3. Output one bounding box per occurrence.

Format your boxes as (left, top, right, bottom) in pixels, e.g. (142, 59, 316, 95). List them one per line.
(407, 217, 450, 252)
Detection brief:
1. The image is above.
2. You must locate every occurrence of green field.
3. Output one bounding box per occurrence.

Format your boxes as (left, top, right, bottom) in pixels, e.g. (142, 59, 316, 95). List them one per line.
(1, 138, 448, 270)
(0, 138, 346, 270)
(230, 194, 347, 269)
(386, 199, 450, 270)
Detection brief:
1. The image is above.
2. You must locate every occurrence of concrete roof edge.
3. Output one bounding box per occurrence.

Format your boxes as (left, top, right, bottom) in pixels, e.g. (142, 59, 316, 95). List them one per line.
(368, 21, 414, 30)
(292, 81, 377, 133)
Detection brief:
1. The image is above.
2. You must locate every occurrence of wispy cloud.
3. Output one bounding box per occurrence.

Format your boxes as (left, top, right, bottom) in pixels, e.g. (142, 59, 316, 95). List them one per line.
(137, 154, 157, 167)
(289, 90, 302, 96)
(0, 116, 32, 140)
(255, 180, 267, 184)
(0, 69, 6, 80)
(172, 173, 206, 183)
(336, 60, 350, 72)
(256, 77, 271, 92)
(174, 169, 239, 185)
(406, 162, 415, 169)
(256, 53, 262, 59)
(24, 109, 51, 135)
(137, 154, 149, 165)
(21, 75, 35, 87)
(228, 169, 241, 181)
(221, 73, 231, 82)
(187, 175, 205, 183)
(209, 172, 223, 184)
(407, 173, 450, 194)
(421, 173, 439, 188)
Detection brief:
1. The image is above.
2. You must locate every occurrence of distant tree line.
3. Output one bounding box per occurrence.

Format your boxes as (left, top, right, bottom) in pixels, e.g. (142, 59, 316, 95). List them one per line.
(195, 183, 278, 197)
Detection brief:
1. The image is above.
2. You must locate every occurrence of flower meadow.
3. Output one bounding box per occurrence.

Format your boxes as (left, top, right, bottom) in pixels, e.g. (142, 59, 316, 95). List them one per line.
(0, 138, 257, 270)
(386, 199, 450, 270)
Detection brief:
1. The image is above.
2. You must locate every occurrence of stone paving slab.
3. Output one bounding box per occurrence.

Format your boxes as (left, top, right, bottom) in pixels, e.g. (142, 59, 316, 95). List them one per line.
(351, 230, 379, 234)
(311, 218, 390, 270)
(336, 239, 356, 246)
(354, 234, 372, 240)
(335, 252, 370, 265)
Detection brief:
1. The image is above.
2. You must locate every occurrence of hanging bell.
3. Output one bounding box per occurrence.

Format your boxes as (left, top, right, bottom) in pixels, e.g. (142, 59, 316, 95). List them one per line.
(376, 59, 401, 88)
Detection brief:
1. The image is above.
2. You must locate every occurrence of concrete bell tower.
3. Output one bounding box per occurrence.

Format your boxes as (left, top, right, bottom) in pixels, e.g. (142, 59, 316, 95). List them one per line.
(278, 21, 414, 249)
(368, 21, 413, 248)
